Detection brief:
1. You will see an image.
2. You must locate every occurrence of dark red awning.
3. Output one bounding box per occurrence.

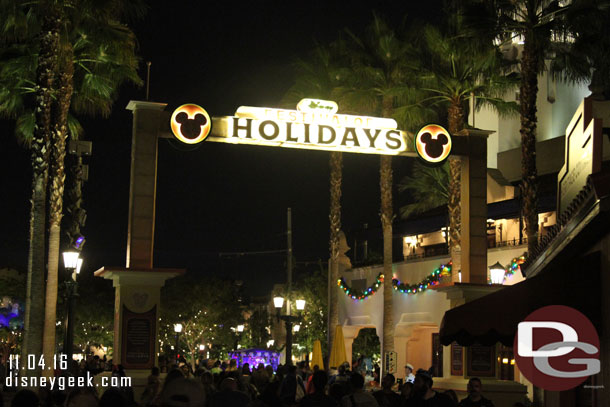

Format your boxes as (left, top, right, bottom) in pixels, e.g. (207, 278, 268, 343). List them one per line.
(439, 252, 600, 347)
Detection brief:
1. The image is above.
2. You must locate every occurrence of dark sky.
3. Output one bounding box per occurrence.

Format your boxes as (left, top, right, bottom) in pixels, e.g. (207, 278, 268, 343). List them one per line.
(1, 1, 444, 297)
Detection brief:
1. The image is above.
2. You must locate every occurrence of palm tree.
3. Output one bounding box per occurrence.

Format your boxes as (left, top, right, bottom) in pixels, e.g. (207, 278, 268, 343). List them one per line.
(281, 44, 342, 367)
(0, 1, 60, 372)
(1, 0, 142, 374)
(411, 23, 518, 278)
(41, 2, 142, 374)
(336, 16, 421, 374)
(463, 0, 578, 257)
(550, 1, 610, 99)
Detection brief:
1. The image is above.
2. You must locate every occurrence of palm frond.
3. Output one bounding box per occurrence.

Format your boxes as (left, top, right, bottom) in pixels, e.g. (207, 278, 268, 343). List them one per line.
(398, 160, 449, 219)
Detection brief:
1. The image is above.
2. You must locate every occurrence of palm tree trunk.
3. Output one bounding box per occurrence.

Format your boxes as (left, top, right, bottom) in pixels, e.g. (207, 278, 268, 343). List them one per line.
(65, 153, 85, 242)
(380, 154, 394, 368)
(43, 47, 74, 377)
(380, 97, 394, 374)
(519, 33, 539, 257)
(22, 8, 60, 379)
(328, 151, 342, 366)
(448, 102, 464, 281)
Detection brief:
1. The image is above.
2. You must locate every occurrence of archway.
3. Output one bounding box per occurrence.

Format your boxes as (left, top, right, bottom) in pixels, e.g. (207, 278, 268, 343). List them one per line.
(351, 327, 381, 376)
(95, 99, 491, 373)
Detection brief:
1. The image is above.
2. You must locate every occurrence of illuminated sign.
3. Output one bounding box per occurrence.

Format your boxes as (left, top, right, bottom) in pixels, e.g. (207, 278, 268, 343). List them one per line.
(170, 101, 428, 157)
(235, 106, 398, 129)
(170, 104, 212, 144)
(215, 116, 408, 155)
(415, 124, 452, 163)
(557, 99, 602, 216)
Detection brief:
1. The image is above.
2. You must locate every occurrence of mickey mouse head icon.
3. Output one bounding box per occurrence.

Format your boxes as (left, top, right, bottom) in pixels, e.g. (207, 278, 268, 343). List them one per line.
(170, 104, 212, 144)
(415, 124, 452, 163)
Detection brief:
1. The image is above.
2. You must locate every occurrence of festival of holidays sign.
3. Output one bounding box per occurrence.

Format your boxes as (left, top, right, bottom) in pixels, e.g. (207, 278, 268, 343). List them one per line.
(170, 99, 453, 160)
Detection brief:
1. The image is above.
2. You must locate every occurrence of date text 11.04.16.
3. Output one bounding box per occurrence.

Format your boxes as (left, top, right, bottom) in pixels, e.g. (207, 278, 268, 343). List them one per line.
(9, 354, 68, 371)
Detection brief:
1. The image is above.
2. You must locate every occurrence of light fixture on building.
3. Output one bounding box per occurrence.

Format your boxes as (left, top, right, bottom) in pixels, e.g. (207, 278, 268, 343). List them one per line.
(403, 236, 416, 246)
(295, 299, 306, 311)
(273, 296, 285, 309)
(489, 262, 506, 285)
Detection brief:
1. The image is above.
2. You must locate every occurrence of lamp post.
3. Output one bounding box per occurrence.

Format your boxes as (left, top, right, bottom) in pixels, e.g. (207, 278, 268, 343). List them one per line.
(489, 262, 506, 285)
(274, 295, 305, 365)
(234, 324, 244, 350)
(174, 323, 183, 365)
(63, 250, 81, 363)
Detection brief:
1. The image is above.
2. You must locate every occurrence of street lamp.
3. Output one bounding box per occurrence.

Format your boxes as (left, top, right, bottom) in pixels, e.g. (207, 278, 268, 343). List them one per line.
(489, 262, 506, 285)
(237, 324, 244, 333)
(62, 249, 81, 362)
(273, 296, 285, 309)
(274, 295, 305, 365)
(174, 323, 183, 365)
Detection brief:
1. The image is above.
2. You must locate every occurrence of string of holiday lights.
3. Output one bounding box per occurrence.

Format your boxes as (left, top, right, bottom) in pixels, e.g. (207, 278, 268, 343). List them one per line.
(392, 262, 451, 294)
(337, 273, 384, 301)
(503, 255, 526, 281)
(339, 254, 525, 300)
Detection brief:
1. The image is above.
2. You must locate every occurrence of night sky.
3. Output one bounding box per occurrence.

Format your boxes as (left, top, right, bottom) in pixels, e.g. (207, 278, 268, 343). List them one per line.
(1, 1, 444, 297)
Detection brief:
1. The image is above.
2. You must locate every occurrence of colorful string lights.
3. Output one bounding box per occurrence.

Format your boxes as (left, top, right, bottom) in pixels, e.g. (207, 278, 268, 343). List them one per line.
(337, 273, 384, 301)
(392, 262, 451, 294)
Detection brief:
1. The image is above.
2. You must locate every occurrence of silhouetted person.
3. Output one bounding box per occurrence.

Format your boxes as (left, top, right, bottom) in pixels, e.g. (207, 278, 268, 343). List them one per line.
(161, 377, 206, 407)
(99, 388, 129, 407)
(341, 373, 379, 407)
(406, 369, 453, 407)
(299, 370, 338, 407)
(141, 366, 160, 406)
(208, 377, 250, 407)
(373, 374, 402, 407)
(458, 378, 494, 407)
(10, 390, 38, 407)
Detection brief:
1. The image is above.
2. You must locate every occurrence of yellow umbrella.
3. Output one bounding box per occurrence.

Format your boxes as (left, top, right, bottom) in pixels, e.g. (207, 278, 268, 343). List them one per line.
(311, 340, 324, 370)
(328, 325, 347, 369)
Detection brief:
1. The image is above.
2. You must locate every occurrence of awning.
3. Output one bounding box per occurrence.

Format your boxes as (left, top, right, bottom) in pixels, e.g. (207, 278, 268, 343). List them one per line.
(439, 252, 600, 347)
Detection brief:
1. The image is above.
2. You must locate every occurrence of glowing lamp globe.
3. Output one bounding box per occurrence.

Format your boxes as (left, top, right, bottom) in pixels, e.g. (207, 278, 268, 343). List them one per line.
(273, 296, 284, 309)
(489, 262, 506, 285)
(295, 299, 306, 311)
(63, 250, 80, 270)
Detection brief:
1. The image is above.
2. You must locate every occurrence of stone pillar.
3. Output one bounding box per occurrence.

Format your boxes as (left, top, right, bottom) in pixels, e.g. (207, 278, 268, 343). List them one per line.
(455, 130, 490, 284)
(94, 267, 183, 368)
(95, 101, 182, 379)
(125, 101, 167, 269)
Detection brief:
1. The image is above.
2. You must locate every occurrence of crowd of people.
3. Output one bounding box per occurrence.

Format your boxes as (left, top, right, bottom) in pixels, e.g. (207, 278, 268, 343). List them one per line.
(1, 358, 503, 407)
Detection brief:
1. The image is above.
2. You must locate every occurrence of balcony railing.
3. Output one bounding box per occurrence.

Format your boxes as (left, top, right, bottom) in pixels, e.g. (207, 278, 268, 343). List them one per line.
(487, 238, 528, 249)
